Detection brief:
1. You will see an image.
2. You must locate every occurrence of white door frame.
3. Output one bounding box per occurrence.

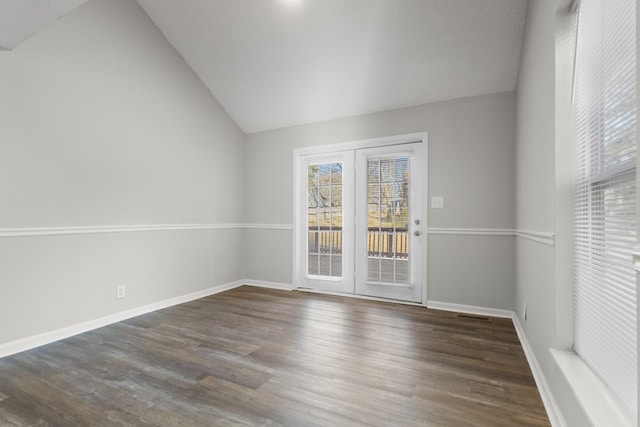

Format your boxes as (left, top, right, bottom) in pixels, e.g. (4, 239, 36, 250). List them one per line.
(292, 132, 429, 305)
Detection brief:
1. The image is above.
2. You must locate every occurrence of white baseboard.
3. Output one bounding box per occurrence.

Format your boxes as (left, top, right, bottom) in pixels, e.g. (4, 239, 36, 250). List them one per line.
(511, 316, 566, 427)
(0, 280, 244, 359)
(241, 279, 293, 291)
(427, 300, 514, 318)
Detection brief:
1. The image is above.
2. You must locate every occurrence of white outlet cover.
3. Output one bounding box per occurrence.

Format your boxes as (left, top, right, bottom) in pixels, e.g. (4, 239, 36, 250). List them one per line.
(431, 196, 444, 209)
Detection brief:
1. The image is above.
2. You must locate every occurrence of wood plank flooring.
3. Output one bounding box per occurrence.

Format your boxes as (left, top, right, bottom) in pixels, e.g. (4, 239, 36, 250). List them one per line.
(0, 286, 550, 426)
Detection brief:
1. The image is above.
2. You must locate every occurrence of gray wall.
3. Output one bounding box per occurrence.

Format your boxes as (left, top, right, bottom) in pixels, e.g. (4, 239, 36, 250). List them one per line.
(0, 0, 245, 345)
(515, 0, 590, 425)
(1, 0, 623, 422)
(0, 0, 517, 350)
(244, 92, 517, 309)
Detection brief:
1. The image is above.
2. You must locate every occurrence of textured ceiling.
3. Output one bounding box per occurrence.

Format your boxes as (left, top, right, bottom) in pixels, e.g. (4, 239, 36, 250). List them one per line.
(137, 0, 528, 133)
(0, 0, 88, 49)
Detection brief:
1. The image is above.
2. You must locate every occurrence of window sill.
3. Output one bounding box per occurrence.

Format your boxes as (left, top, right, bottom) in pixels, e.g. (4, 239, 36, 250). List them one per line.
(551, 349, 635, 427)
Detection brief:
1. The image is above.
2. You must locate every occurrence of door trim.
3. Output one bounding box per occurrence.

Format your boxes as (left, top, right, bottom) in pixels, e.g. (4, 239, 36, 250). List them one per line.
(292, 132, 428, 305)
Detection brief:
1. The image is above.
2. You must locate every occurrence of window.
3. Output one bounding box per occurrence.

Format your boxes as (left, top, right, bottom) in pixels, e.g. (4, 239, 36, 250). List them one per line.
(573, 0, 637, 417)
(366, 156, 410, 284)
(307, 162, 343, 278)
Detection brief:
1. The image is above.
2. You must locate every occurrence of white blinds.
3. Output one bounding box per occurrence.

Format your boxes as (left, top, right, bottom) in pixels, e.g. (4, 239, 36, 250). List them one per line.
(573, 0, 638, 417)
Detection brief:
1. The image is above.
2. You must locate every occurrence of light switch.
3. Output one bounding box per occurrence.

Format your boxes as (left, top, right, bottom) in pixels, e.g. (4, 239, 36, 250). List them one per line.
(431, 196, 444, 209)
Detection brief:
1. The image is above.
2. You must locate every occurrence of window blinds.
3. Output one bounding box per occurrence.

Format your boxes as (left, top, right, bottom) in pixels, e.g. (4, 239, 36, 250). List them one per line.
(573, 0, 638, 417)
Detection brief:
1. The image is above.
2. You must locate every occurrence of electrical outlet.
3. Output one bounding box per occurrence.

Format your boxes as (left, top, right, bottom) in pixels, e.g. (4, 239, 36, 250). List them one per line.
(116, 286, 126, 299)
(431, 196, 444, 209)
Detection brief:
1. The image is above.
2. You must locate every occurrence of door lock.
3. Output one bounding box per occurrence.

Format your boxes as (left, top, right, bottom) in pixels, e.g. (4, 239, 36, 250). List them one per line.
(414, 230, 421, 237)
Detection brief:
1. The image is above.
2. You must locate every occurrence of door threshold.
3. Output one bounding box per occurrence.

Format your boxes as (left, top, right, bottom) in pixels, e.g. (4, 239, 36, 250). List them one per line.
(295, 287, 424, 307)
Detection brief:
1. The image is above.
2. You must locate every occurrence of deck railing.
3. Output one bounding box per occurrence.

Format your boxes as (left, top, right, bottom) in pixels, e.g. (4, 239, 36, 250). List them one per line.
(308, 227, 408, 259)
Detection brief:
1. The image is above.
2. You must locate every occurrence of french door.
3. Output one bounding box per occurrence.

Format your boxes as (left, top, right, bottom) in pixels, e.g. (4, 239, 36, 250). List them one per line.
(297, 150, 355, 294)
(295, 141, 425, 303)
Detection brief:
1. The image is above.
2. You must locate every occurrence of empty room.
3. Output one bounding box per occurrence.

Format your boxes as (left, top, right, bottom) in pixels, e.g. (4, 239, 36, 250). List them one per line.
(0, 0, 637, 425)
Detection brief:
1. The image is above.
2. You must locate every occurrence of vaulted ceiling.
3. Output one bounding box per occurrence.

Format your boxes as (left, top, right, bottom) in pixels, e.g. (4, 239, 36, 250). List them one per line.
(0, 0, 88, 49)
(0, 0, 528, 133)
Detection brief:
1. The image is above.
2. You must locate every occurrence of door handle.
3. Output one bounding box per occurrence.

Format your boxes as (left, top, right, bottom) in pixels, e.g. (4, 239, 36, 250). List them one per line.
(414, 230, 421, 237)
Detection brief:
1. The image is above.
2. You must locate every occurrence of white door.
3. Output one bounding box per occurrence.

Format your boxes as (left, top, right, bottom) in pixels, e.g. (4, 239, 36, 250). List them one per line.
(355, 143, 424, 302)
(295, 151, 355, 293)
(295, 140, 425, 302)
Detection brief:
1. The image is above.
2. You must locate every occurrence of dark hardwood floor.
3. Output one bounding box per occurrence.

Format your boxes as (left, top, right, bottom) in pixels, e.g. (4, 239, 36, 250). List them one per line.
(0, 286, 550, 426)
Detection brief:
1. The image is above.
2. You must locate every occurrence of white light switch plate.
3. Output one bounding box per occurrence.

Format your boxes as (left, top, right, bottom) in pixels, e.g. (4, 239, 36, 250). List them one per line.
(431, 196, 444, 209)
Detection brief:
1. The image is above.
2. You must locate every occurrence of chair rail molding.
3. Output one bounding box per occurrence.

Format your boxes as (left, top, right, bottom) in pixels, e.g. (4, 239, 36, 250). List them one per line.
(515, 229, 556, 246)
(1, 225, 557, 240)
(0, 223, 301, 238)
(243, 224, 294, 230)
(427, 227, 514, 236)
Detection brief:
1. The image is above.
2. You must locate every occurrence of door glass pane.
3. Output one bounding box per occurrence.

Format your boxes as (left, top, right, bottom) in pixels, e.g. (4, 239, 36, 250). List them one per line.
(307, 162, 343, 278)
(366, 155, 410, 285)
